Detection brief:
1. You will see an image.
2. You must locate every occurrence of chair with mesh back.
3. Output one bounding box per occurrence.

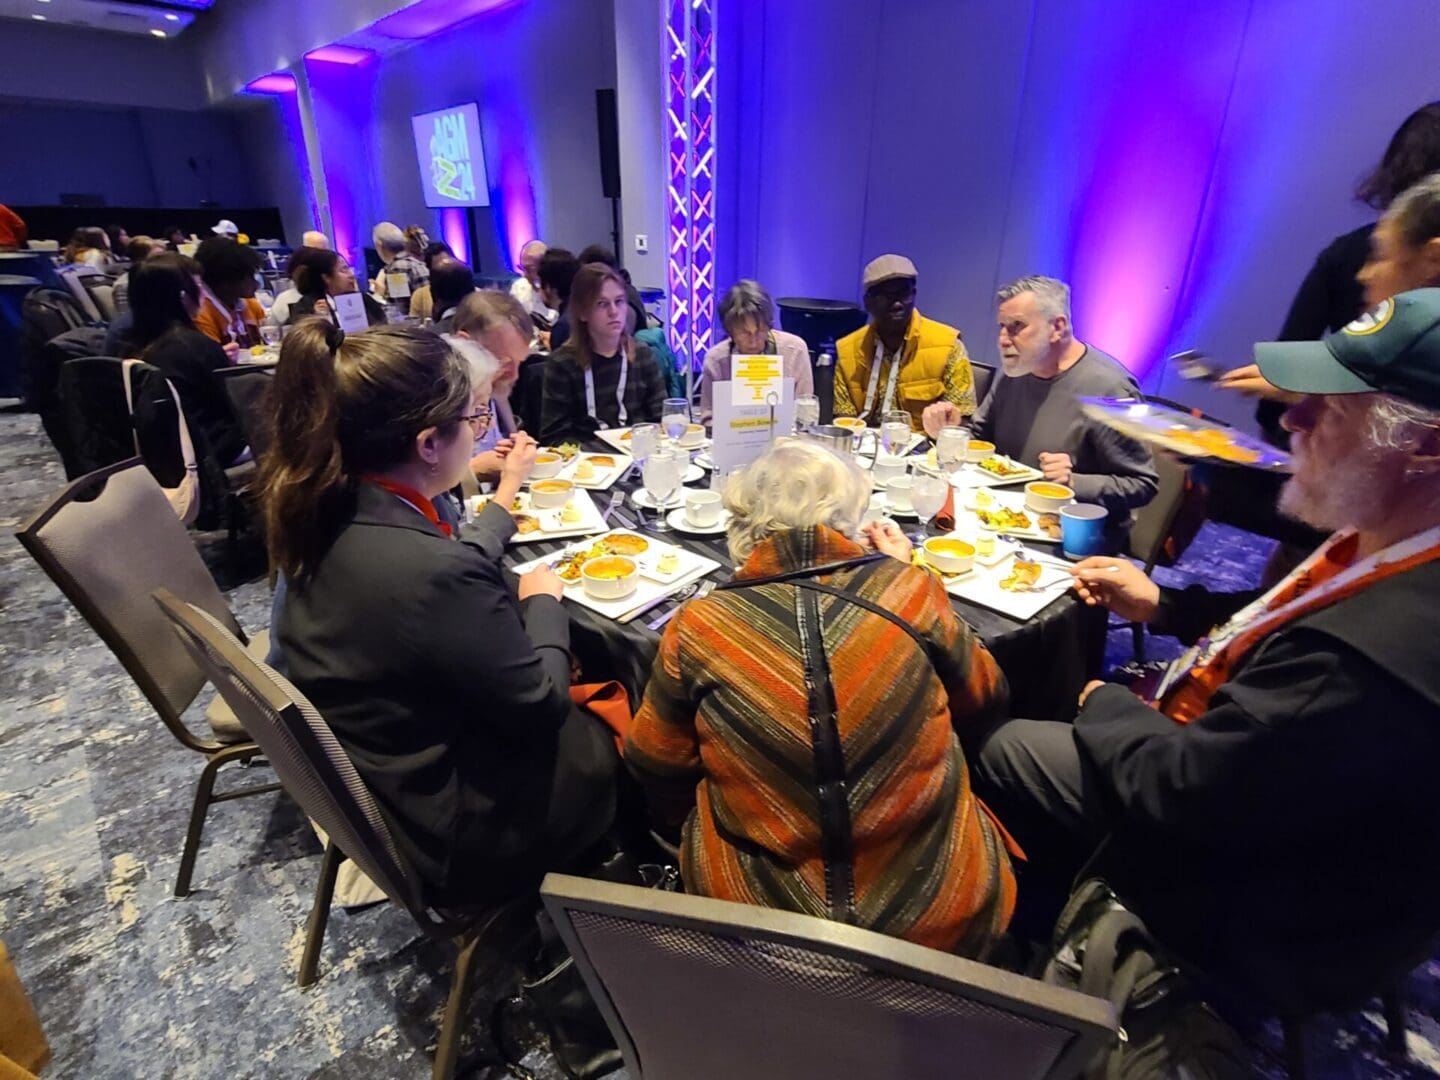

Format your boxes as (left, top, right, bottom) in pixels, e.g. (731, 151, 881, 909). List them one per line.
(541, 874, 1117, 1080)
(14, 459, 278, 896)
(1124, 452, 1191, 662)
(153, 588, 530, 1080)
(212, 365, 274, 462)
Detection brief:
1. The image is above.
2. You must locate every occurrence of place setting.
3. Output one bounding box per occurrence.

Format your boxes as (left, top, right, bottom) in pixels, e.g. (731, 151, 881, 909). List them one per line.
(510, 528, 721, 623)
(530, 443, 634, 490)
(470, 483, 609, 544)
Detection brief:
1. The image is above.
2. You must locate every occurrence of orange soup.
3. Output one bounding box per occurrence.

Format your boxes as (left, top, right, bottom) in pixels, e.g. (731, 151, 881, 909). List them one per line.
(1028, 483, 1072, 499)
(534, 452, 560, 464)
(583, 556, 635, 580)
(533, 480, 573, 494)
(927, 539, 975, 558)
(968, 440, 995, 452)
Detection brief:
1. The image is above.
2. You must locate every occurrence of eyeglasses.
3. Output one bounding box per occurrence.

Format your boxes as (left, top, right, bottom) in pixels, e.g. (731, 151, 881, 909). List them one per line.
(456, 405, 492, 434)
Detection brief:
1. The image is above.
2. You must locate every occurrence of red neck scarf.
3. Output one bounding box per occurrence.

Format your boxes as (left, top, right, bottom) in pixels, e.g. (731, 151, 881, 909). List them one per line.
(362, 476, 452, 538)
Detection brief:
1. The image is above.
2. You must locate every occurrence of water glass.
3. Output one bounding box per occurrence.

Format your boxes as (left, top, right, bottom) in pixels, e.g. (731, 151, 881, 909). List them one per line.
(629, 423, 660, 465)
(643, 447, 685, 529)
(794, 394, 821, 433)
(662, 398, 690, 442)
(909, 469, 950, 542)
(881, 410, 911, 456)
(259, 323, 281, 350)
(935, 425, 970, 473)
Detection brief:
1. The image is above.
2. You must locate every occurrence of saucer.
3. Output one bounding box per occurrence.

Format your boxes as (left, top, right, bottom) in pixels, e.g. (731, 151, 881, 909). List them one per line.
(666, 508, 729, 535)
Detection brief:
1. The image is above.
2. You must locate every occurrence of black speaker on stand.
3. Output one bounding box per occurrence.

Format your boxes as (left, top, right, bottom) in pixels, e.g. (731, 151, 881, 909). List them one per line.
(596, 88, 622, 266)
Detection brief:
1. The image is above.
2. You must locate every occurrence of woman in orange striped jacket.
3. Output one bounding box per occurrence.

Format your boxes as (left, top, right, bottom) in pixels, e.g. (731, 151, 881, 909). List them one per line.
(626, 440, 1018, 957)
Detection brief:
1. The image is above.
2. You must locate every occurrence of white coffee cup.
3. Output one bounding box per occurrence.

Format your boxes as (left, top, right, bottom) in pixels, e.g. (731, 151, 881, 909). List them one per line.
(884, 475, 913, 512)
(872, 453, 908, 486)
(684, 489, 722, 528)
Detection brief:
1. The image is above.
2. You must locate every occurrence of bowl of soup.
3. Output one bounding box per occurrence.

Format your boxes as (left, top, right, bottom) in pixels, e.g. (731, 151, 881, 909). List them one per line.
(678, 423, 707, 448)
(963, 439, 996, 463)
(530, 451, 563, 479)
(1024, 481, 1075, 514)
(530, 478, 576, 508)
(833, 417, 868, 432)
(580, 555, 639, 600)
(923, 537, 976, 576)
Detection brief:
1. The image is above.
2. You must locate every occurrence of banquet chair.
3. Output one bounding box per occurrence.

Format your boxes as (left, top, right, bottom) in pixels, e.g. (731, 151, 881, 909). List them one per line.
(971, 360, 996, 404)
(540, 873, 1118, 1080)
(153, 589, 531, 1080)
(1124, 452, 1190, 662)
(15, 459, 279, 897)
(213, 365, 274, 462)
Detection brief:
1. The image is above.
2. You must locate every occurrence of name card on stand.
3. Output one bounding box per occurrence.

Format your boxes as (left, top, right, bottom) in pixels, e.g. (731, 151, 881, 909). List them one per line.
(711, 378, 795, 484)
(730, 354, 784, 406)
(332, 292, 371, 334)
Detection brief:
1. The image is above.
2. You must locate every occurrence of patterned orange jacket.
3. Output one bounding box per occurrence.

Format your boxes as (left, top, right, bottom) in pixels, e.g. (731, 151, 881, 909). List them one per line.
(626, 525, 1016, 957)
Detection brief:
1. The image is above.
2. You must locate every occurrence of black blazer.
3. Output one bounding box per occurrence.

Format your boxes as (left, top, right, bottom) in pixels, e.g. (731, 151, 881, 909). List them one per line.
(277, 482, 616, 904)
(1079, 559, 1440, 1012)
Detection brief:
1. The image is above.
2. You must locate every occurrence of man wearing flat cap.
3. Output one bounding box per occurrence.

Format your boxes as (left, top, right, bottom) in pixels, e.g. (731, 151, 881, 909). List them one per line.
(833, 254, 977, 431)
(971, 288, 1440, 1015)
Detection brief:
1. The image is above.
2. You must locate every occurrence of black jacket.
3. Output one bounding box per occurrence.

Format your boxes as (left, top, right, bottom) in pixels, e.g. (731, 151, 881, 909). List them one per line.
(140, 327, 248, 466)
(1077, 559, 1440, 1013)
(277, 482, 617, 904)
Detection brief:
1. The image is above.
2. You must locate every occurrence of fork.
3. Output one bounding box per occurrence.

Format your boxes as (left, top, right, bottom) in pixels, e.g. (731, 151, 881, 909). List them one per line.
(601, 490, 625, 524)
(647, 579, 716, 631)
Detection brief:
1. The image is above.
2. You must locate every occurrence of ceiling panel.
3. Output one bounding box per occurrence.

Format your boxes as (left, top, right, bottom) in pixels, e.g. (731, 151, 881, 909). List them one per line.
(0, 0, 203, 37)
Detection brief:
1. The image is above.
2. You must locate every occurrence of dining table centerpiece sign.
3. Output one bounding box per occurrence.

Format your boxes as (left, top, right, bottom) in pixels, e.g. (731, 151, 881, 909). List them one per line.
(730, 353, 784, 406)
(711, 378, 795, 481)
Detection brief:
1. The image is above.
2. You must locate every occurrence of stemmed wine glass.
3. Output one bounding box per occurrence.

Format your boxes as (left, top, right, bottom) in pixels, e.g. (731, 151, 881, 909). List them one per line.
(662, 398, 690, 443)
(642, 446, 685, 530)
(881, 410, 911, 457)
(908, 469, 950, 545)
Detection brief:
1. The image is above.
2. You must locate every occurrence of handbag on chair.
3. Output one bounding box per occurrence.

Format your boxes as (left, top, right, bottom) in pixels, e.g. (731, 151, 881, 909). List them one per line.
(121, 359, 202, 526)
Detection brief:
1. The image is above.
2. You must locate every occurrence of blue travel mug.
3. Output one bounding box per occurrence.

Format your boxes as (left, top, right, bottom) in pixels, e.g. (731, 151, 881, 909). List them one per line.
(1060, 503, 1108, 558)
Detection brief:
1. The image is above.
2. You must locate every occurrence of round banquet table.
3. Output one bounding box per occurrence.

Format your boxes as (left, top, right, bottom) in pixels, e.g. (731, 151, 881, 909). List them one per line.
(476, 445, 1107, 725)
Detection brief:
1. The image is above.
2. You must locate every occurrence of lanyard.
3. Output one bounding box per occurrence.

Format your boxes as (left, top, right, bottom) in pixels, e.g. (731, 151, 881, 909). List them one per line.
(859, 338, 904, 420)
(361, 476, 453, 538)
(583, 354, 629, 428)
(201, 282, 249, 346)
(1154, 522, 1440, 702)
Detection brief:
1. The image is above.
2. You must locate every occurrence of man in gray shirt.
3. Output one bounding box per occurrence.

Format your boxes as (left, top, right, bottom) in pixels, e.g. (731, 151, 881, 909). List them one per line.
(925, 276, 1157, 545)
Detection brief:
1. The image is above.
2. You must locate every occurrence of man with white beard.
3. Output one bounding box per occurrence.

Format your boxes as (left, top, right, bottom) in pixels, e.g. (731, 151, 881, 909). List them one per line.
(970, 288, 1440, 1014)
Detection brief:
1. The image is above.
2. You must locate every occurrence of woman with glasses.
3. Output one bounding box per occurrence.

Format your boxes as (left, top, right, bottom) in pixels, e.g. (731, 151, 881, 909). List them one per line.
(260, 319, 618, 906)
(286, 248, 387, 328)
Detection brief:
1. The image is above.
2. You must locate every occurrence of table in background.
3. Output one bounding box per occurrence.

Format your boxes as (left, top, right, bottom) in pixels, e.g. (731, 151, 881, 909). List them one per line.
(475, 449, 1106, 724)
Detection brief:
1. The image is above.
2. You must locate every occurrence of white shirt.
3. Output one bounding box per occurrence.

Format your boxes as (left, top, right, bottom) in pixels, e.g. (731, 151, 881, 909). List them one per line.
(510, 276, 557, 322)
(267, 287, 301, 327)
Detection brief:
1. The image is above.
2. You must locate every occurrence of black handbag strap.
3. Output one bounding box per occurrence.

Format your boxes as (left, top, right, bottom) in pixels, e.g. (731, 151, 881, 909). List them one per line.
(716, 553, 940, 668)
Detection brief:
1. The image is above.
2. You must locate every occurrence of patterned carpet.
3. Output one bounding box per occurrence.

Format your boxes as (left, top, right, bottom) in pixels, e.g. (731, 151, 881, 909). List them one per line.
(1, 406, 1436, 1078)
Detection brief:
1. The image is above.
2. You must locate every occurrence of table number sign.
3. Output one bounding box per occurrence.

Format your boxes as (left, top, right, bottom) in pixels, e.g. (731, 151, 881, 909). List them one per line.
(711, 378, 794, 483)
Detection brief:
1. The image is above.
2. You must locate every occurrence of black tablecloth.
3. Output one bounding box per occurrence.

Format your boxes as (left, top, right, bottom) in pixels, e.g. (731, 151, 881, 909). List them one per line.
(474, 449, 1106, 724)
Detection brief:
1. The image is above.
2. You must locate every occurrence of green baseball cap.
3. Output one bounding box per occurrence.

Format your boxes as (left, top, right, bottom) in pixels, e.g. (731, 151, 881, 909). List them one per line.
(1254, 287, 1440, 408)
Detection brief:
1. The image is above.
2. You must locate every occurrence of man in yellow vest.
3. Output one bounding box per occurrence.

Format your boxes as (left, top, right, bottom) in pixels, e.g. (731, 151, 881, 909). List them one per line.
(833, 255, 976, 431)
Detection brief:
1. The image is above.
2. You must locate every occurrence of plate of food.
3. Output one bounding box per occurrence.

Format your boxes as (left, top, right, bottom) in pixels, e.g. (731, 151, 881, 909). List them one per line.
(511, 531, 721, 621)
(595, 426, 712, 456)
(550, 450, 633, 489)
(470, 488, 608, 544)
(957, 454, 1044, 487)
(942, 548, 1073, 621)
(963, 488, 1062, 543)
(1078, 396, 1290, 471)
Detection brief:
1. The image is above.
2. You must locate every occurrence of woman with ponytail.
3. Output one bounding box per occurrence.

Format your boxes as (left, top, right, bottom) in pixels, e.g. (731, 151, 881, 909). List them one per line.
(260, 319, 618, 904)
